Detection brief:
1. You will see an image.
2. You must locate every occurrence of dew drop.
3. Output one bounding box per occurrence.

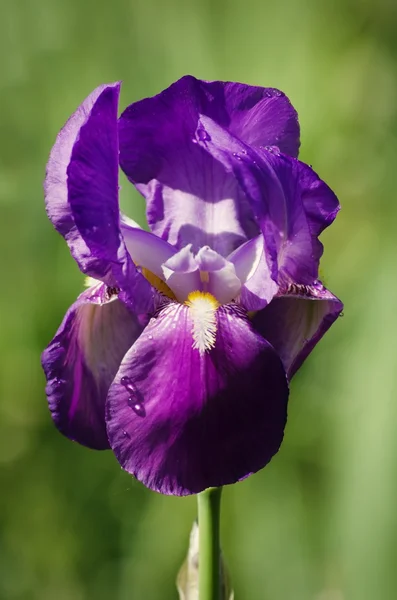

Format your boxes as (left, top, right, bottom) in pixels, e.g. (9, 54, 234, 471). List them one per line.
(339, 311, 344, 318)
(128, 398, 146, 417)
(197, 128, 211, 142)
(148, 335, 153, 340)
(120, 376, 137, 394)
(122, 430, 131, 438)
(264, 145, 280, 154)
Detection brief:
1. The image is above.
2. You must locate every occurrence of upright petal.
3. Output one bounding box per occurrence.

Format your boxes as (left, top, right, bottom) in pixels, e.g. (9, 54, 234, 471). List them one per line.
(120, 221, 176, 279)
(195, 246, 241, 304)
(106, 302, 289, 495)
(219, 81, 300, 156)
(42, 283, 144, 449)
(252, 282, 343, 379)
(195, 115, 339, 286)
(118, 76, 299, 256)
(161, 245, 201, 302)
(229, 235, 278, 310)
(44, 83, 153, 313)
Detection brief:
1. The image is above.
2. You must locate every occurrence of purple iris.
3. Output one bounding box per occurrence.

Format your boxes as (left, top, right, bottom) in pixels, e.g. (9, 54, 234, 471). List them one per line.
(42, 76, 343, 496)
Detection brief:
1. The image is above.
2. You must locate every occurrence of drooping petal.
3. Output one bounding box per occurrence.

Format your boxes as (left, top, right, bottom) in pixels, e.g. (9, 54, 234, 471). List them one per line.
(106, 302, 289, 495)
(44, 83, 152, 313)
(195, 115, 339, 286)
(252, 282, 343, 379)
(119, 76, 299, 256)
(42, 283, 144, 449)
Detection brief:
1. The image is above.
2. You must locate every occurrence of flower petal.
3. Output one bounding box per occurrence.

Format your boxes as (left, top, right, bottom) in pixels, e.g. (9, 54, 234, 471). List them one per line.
(120, 221, 176, 279)
(119, 76, 298, 256)
(195, 246, 241, 304)
(44, 83, 152, 313)
(228, 235, 278, 310)
(195, 115, 339, 286)
(218, 81, 300, 156)
(161, 245, 201, 301)
(252, 282, 343, 379)
(106, 302, 289, 495)
(42, 283, 144, 449)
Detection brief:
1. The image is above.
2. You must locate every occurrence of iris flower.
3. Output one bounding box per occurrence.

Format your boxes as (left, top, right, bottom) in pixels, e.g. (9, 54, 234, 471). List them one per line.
(42, 76, 343, 496)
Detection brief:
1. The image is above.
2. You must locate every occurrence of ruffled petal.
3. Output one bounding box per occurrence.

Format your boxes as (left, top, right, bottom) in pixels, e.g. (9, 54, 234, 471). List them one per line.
(42, 283, 144, 449)
(106, 301, 289, 495)
(119, 76, 298, 256)
(195, 115, 339, 286)
(252, 282, 343, 379)
(44, 83, 152, 313)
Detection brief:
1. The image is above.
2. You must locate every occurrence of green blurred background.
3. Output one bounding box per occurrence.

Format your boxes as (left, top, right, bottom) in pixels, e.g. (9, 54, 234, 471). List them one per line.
(1, 0, 396, 598)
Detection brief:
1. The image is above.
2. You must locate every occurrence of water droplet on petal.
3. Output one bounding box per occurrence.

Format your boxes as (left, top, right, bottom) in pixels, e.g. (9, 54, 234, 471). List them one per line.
(264, 145, 280, 154)
(339, 311, 344, 318)
(197, 128, 211, 142)
(121, 376, 138, 394)
(122, 430, 131, 438)
(128, 398, 146, 417)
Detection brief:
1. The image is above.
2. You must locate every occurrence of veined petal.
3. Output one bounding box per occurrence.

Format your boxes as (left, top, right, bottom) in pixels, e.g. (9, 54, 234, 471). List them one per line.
(195, 115, 339, 286)
(42, 283, 144, 449)
(44, 83, 152, 313)
(106, 302, 289, 495)
(252, 282, 343, 379)
(219, 81, 300, 157)
(120, 76, 299, 256)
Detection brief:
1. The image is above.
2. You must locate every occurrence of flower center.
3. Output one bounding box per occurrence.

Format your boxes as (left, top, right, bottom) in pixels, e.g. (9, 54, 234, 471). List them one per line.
(185, 291, 219, 355)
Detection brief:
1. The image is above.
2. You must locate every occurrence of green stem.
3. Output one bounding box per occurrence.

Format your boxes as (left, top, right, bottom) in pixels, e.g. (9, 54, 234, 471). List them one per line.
(197, 487, 223, 600)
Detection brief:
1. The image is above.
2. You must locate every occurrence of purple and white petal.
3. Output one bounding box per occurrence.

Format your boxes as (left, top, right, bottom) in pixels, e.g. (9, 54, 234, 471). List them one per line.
(106, 301, 289, 495)
(195, 246, 241, 304)
(195, 115, 338, 286)
(119, 76, 295, 256)
(42, 283, 144, 449)
(45, 83, 153, 313)
(161, 245, 201, 301)
(120, 221, 176, 279)
(252, 282, 343, 379)
(229, 235, 278, 310)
